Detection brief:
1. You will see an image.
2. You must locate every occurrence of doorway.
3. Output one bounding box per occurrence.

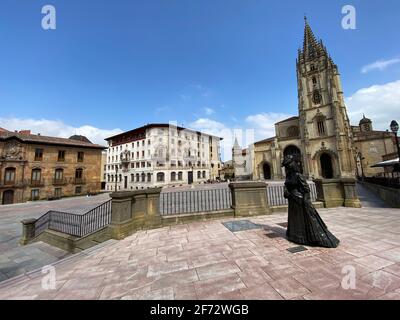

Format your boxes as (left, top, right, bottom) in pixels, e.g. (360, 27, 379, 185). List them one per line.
(188, 171, 193, 185)
(263, 163, 272, 180)
(320, 153, 334, 179)
(2, 190, 14, 205)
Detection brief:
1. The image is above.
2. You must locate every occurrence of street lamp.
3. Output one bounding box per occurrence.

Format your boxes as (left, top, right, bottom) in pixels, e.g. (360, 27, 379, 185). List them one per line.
(114, 165, 119, 191)
(390, 120, 400, 172)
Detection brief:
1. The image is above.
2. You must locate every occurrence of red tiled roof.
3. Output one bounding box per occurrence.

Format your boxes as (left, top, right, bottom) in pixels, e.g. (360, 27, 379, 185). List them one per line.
(0, 131, 106, 149)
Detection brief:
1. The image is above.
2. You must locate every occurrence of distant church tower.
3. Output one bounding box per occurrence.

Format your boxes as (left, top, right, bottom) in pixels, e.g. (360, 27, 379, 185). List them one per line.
(296, 18, 356, 179)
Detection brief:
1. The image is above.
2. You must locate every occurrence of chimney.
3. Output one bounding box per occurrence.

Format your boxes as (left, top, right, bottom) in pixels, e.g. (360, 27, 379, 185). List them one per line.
(19, 130, 31, 135)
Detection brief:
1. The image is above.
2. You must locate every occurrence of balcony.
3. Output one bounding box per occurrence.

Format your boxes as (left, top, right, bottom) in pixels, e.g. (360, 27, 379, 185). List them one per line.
(53, 178, 68, 186)
(29, 179, 45, 187)
(73, 178, 86, 185)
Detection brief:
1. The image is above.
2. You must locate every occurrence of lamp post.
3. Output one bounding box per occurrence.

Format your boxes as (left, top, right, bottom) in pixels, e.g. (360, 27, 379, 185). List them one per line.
(390, 120, 400, 173)
(114, 165, 119, 192)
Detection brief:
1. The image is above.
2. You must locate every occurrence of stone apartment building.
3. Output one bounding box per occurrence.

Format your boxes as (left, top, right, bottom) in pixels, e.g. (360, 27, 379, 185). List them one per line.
(104, 124, 222, 191)
(0, 128, 105, 205)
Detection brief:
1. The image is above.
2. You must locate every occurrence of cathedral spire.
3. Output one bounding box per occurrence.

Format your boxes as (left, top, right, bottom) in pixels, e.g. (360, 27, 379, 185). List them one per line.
(302, 18, 325, 61)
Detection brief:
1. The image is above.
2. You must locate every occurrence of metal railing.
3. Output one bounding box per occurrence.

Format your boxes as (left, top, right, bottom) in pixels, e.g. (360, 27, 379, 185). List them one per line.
(160, 188, 232, 215)
(267, 182, 318, 207)
(363, 177, 400, 189)
(34, 199, 112, 238)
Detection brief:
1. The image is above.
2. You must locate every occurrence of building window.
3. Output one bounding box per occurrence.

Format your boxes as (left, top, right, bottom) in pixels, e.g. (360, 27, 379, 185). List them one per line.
(317, 119, 326, 136)
(34, 148, 43, 161)
(178, 172, 183, 181)
(287, 126, 300, 138)
(4, 168, 16, 185)
(58, 150, 65, 161)
(141, 173, 146, 182)
(136, 173, 140, 182)
(171, 172, 176, 182)
(31, 169, 42, 184)
(75, 186, 82, 194)
(147, 173, 151, 182)
(312, 77, 317, 85)
(77, 152, 84, 162)
(197, 171, 201, 179)
(54, 188, 62, 198)
(157, 172, 165, 182)
(31, 189, 40, 201)
(54, 168, 64, 182)
(75, 168, 84, 183)
(202, 171, 206, 179)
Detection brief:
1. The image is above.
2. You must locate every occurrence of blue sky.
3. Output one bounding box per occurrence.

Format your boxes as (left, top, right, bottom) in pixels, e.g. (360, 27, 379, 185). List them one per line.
(1, 0, 400, 157)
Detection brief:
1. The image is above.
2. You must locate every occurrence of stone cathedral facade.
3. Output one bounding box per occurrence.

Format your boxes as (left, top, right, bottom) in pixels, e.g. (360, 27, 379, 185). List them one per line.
(235, 19, 395, 181)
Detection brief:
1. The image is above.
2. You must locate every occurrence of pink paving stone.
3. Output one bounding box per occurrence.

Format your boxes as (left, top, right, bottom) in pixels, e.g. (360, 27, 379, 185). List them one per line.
(361, 270, 400, 293)
(262, 263, 307, 281)
(195, 261, 241, 280)
(354, 255, 395, 270)
(234, 256, 270, 270)
(189, 253, 228, 268)
(150, 269, 199, 291)
(376, 292, 400, 300)
(194, 274, 246, 299)
(222, 248, 255, 261)
(147, 259, 189, 277)
(238, 268, 273, 287)
(383, 263, 400, 277)
(269, 277, 311, 300)
(173, 283, 198, 300)
(375, 248, 400, 263)
(240, 284, 283, 300)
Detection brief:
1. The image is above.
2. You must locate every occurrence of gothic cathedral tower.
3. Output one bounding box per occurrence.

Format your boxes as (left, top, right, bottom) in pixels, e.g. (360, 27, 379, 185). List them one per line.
(296, 18, 356, 179)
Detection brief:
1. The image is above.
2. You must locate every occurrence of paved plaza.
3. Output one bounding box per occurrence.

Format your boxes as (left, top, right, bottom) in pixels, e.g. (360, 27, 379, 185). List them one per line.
(1, 202, 399, 300)
(0, 193, 110, 281)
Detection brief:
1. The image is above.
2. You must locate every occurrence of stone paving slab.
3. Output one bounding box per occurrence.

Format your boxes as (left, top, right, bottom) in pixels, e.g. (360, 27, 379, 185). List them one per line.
(1, 206, 400, 300)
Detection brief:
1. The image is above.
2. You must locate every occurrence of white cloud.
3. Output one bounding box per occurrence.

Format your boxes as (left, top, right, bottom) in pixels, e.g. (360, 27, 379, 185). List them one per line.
(245, 112, 292, 141)
(204, 107, 215, 116)
(0, 117, 123, 146)
(189, 118, 253, 161)
(361, 58, 400, 74)
(346, 80, 400, 130)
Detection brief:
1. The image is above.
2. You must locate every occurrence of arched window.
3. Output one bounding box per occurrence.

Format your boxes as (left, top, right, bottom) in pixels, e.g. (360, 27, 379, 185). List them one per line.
(197, 171, 201, 179)
(312, 77, 317, 85)
(131, 174, 134, 182)
(147, 173, 152, 182)
(202, 171, 206, 179)
(4, 167, 16, 185)
(178, 172, 183, 181)
(316, 117, 326, 136)
(287, 126, 299, 138)
(171, 172, 176, 182)
(141, 173, 146, 182)
(136, 173, 140, 182)
(157, 172, 165, 182)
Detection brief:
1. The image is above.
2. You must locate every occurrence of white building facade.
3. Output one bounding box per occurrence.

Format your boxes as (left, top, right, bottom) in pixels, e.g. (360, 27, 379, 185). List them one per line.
(105, 124, 222, 191)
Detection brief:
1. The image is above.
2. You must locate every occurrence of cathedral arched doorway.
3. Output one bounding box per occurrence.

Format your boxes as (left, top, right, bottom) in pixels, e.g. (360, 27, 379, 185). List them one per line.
(263, 163, 272, 180)
(283, 145, 303, 173)
(320, 153, 334, 179)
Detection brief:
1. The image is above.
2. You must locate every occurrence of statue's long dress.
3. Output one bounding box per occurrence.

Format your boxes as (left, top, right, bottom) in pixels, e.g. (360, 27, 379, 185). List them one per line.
(285, 172, 340, 248)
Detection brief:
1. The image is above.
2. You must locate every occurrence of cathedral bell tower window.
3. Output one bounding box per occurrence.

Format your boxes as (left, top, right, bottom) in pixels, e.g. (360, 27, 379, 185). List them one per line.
(312, 89, 321, 104)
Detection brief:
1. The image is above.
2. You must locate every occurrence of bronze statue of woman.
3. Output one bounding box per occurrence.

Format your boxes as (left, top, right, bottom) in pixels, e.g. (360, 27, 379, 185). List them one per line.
(282, 155, 340, 248)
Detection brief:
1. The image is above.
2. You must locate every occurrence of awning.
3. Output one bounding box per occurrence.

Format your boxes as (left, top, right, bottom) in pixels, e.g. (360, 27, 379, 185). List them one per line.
(370, 158, 400, 168)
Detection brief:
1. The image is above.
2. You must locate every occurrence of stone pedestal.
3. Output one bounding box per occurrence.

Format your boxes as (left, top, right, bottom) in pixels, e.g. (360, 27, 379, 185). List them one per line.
(229, 182, 270, 217)
(314, 178, 361, 208)
(20, 218, 37, 245)
(109, 188, 162, 240)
